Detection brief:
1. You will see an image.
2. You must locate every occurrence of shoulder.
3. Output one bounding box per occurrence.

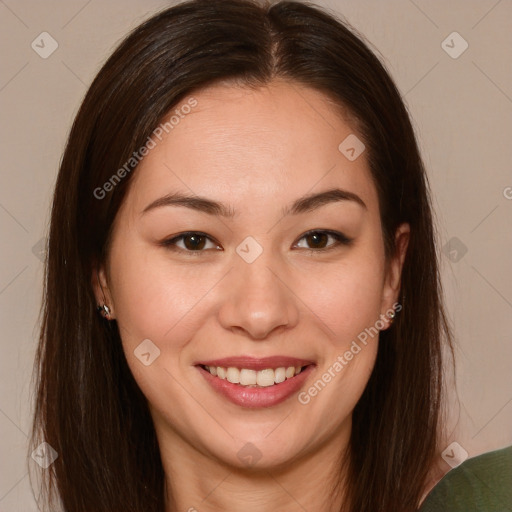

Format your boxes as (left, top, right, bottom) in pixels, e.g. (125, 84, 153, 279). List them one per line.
(418, 445, 512, 512)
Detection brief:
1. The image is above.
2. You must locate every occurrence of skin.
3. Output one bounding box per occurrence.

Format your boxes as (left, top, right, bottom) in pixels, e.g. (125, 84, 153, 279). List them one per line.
(93, 79, 410, 512)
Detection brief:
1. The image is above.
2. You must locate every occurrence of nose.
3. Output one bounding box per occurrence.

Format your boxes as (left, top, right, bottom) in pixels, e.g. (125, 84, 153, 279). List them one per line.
(217, 251, 300, 340)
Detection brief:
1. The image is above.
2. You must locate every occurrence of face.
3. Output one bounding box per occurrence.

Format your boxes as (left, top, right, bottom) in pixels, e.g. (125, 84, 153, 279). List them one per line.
(94, 80, 409, 471)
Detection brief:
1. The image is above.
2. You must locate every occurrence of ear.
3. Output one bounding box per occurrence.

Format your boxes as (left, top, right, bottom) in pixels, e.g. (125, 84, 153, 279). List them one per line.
(380, 222, 410, 329)
(91, 261, 116, 319)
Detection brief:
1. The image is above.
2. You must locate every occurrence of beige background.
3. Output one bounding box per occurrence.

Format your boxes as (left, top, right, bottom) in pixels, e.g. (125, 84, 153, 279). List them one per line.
(1, 0, 511, 509)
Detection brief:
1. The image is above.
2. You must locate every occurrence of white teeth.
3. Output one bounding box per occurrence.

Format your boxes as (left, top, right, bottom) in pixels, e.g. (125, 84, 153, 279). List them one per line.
(226, 367, 240, 384)
(256, 369, 275, 387)
(285, 366, 295, 379)
(239, 369, 257, 385)
(204, 364, 306, 387)
(274, 367, 286, 383)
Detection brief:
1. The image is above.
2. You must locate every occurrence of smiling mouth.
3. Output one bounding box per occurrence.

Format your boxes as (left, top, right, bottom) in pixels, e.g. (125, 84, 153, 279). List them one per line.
(198, 364, 311, 387)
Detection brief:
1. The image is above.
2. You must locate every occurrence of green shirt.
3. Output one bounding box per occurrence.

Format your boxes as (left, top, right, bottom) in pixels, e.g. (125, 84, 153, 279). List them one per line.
(419, 445, 512, 511)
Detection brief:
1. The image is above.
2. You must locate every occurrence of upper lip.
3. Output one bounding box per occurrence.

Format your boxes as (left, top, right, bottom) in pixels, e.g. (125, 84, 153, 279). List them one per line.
(195, 356, 315, 371)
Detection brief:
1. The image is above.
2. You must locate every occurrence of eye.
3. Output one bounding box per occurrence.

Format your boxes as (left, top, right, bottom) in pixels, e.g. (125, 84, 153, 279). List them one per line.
(160, 229, 353, 255)
(294, 230, 353, 252)
(161, 232, 221, 254)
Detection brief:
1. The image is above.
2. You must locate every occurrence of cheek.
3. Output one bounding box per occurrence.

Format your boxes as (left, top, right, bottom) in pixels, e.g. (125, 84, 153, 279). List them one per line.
(304, 252, 385, 343)
(107, 243, 207, 411)
(108, 237, 228, 359)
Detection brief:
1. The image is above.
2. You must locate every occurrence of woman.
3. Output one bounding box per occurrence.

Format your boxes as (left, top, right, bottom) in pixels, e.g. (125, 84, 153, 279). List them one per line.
(29, 0, 457, 510)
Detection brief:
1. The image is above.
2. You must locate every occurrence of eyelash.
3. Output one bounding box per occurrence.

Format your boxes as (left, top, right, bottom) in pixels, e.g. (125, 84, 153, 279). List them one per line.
(160, 230, 353, 256)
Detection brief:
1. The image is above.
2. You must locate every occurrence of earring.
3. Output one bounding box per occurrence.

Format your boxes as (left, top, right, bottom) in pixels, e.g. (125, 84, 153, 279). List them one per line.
(97, 304, 111, 319)
(387, 310, 396, 325)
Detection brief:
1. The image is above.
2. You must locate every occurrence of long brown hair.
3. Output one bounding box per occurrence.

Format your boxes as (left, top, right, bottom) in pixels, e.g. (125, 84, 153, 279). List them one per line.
(29, 1, 454, 510)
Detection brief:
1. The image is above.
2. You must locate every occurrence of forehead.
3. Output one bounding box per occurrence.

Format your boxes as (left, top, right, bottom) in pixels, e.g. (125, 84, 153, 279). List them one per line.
(122, 80, 378, 219)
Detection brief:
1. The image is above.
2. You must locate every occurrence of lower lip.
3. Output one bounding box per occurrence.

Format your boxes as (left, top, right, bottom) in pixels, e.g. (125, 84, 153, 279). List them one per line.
(197, 365, 315, 408)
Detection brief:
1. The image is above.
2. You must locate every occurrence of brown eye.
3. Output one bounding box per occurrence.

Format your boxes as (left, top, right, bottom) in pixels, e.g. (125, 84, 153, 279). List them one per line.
(181, 233, 207, 250)
(304, 232, 329, 249)
(161, 232, 220, 253)
(295, 230, 353, 251)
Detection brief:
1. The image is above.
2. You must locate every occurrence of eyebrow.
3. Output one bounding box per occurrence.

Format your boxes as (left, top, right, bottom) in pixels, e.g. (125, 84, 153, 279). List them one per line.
(141, 187, 367, 218)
